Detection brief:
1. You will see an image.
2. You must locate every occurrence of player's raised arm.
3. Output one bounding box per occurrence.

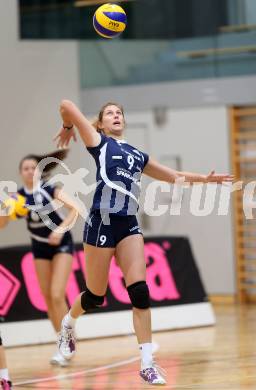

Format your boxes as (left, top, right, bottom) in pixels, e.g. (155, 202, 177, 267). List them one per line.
(54, 100, 101, 149)
(143, 158, 234, 184)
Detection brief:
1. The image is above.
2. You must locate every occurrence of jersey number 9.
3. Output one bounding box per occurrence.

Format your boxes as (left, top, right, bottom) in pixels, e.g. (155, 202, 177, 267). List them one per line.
(127, 155, 134, 170)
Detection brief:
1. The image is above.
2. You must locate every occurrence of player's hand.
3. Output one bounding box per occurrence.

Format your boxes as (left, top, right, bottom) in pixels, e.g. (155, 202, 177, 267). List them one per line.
(0, 201, 11, 216)
(48, 231, 63, 246)
(205, 170, 235, 184)
(53, 126, 77, 149)
(0, 192, 16, 217)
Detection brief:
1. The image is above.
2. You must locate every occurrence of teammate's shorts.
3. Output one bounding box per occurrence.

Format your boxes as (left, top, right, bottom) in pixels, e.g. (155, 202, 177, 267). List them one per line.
(83, 210, 143, 248)
(31, 232, 74, 260)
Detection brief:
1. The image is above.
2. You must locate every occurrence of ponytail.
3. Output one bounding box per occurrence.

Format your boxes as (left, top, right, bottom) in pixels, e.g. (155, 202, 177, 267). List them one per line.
(19, 149, 69, 180)
(91, 116, 104, 134)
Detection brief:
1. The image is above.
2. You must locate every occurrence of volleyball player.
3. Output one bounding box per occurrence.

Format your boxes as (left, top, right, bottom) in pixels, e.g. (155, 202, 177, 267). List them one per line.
(0, 150, 78, 367)
(0, 334, 12, 390)
(54, 100, 234, 384)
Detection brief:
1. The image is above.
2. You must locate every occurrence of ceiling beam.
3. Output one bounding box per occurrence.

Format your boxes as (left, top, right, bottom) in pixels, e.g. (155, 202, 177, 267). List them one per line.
(74, 0, 135, 7)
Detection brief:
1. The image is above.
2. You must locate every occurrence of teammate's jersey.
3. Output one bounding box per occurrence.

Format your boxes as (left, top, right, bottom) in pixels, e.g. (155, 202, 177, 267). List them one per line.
(18, 182, 64, 243)
(87, 134, 149, 216)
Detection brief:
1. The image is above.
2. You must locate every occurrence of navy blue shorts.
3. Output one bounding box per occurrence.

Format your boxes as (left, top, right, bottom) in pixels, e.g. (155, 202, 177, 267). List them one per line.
(83, 210, 142, 248)
(32, 232, 74, 260)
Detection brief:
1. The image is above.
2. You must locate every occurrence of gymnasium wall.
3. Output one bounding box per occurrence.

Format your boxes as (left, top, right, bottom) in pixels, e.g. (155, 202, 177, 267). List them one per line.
(160, 107, 234, 295)
(104, 106, 234, 296)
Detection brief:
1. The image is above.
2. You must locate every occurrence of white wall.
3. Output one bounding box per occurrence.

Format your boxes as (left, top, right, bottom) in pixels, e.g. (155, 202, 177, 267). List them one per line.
(81, 75, 256, 114)
(0, 0, 85, 247)
(122, 106, 235, 295)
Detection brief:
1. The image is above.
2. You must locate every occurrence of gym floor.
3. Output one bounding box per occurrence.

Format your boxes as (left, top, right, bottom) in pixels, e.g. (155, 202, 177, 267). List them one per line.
(7, 304, 256, 389)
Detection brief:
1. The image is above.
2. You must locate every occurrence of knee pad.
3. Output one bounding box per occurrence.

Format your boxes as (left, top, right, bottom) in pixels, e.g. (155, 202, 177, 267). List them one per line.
(81, 288, 104, 312)
(0, 335, 2, 346)
(127, 281, 150, 309)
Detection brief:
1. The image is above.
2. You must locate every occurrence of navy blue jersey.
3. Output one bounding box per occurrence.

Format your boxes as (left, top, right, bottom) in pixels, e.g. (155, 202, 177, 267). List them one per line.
(18, 182, 64, 243)
(87, 134, 149, 216)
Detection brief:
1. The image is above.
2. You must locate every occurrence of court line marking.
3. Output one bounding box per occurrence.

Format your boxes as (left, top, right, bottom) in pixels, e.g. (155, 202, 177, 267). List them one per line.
(14, 342, 159, 386)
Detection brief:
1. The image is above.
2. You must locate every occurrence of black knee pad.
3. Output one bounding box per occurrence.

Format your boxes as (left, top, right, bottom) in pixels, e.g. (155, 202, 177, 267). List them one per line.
(0, 335, 2, 345)
(81, 288, 104, 312)
(127, 281, 150, 309)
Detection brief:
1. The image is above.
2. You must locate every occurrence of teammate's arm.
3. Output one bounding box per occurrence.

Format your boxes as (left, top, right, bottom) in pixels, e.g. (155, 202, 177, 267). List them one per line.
(48, 187, 80, 245)
(143, 158, 234, 184)
(0, 200, 11, 229)
(0, 215, 9, 229)
(54, 100, 101, 149)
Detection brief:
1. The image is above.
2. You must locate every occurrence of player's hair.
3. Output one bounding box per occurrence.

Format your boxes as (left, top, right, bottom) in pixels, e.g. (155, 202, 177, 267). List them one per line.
(19, 149, 69, 180)
(92, 102, 125, 134)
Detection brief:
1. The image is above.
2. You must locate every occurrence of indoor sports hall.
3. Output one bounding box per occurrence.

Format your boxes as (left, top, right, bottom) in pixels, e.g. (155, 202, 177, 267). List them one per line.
(1, 1, 256, 389)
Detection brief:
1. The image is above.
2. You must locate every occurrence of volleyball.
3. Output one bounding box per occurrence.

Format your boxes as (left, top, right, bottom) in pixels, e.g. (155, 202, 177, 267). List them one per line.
(93, 3, 127, 39)
(4, 194, 28, 220)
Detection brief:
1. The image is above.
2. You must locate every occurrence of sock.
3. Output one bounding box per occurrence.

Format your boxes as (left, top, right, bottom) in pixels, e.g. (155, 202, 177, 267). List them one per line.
(54, 350, 63, 358)
(0, 368, 9, 381)
(63, 311, 76, 328)
(139, 343, 153, 369)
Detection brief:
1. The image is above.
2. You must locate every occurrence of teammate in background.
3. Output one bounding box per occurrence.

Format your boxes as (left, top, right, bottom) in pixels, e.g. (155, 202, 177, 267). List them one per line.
(54, 100, 234, 385)
(0, 334, 12, 390)
(0, 150, 78, 367)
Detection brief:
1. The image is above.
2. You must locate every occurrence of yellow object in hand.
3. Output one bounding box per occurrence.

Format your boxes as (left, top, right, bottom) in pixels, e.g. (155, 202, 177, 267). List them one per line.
(4, 194, 28, 220)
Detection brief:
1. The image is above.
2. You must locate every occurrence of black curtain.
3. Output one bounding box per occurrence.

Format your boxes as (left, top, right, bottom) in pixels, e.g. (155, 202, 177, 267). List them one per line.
(133, 0, 228, 39)
(19, 0, 229, 39)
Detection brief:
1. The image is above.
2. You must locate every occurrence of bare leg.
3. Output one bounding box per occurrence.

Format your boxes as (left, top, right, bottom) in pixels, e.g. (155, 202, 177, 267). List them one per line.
(58, 245, 115, 360)
(50, 253, 73, 332)
(115, 235, 167, 384)
(70, 244, 115, 318)
(0, 346, 7, 369)
(0, 345, 10, 382)
(34, 259, 59, 331)
(116, 234, 151, 344)
(69, 292, 85, 319)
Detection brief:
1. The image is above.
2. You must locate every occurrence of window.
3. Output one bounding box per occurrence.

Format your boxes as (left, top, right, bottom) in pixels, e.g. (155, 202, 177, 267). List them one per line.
(19, 0, 229, 40)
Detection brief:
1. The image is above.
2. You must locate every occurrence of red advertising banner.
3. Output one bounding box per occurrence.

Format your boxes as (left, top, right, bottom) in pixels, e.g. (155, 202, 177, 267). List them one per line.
(0, 237, 207, 323)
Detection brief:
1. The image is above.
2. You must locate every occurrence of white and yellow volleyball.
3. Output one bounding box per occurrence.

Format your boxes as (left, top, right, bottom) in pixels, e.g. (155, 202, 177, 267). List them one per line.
(93, 3, 127, 39)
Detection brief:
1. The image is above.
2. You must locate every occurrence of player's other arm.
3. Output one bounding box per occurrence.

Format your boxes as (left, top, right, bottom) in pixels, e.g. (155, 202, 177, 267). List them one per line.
(143, 158, 234, 184)
(0, 215, 9, 229)
(54, 187, 80, 232)
(48, 188, 81, 245)
(0, 200, 10, 229)
(54, 100, 101, 148)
